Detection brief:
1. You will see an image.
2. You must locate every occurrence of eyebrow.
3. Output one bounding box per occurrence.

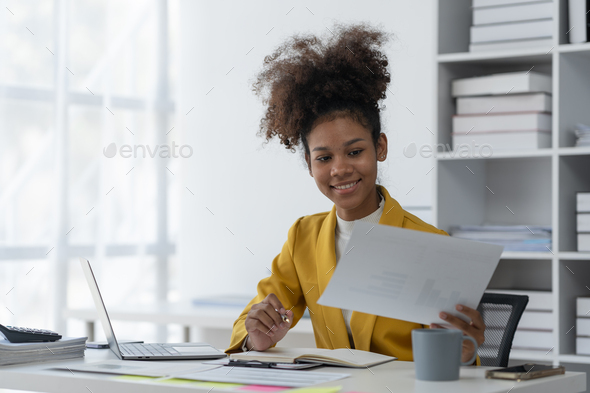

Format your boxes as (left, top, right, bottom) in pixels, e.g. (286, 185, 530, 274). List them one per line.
(311, 138, 366, 152)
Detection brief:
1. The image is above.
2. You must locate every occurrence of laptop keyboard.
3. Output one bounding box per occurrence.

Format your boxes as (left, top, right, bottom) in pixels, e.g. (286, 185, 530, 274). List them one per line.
(120, 343, 181, 357)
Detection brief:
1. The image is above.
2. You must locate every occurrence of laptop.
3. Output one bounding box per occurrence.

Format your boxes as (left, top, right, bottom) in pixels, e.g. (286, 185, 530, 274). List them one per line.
(79, 257, 226, 360)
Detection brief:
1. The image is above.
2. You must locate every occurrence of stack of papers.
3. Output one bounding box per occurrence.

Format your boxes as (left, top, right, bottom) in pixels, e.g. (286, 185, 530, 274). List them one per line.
(451, 225, 552, 252)
(574, 123, 590, 147)
(0, 336, 87, 366)
(63, 360, 348, 388)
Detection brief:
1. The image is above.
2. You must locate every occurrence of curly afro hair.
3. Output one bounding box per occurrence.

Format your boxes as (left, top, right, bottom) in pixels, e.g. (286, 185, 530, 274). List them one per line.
(252, 21, 393, 155)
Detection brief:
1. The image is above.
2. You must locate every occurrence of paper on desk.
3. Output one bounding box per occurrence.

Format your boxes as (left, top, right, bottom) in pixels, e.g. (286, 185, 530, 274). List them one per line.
(57, 360, 219, 377)
(174, 367, 349, 388)
(318, 222, 503, 325)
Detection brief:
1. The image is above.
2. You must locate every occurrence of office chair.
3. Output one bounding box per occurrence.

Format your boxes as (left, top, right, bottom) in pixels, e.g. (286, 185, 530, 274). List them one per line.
(476, 293, 529, 367)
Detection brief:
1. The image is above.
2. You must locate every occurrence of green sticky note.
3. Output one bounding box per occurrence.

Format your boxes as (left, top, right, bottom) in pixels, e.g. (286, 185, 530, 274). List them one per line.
(287, 387, 342, 393)
(113, 375, 160, 382)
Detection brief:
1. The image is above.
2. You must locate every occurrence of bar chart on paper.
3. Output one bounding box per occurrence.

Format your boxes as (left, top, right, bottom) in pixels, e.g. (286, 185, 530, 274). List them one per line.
(415, 279, 462, 311)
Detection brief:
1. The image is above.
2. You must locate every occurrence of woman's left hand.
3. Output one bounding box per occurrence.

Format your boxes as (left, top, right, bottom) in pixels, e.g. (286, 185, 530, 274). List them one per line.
(430, 304, 485, 364)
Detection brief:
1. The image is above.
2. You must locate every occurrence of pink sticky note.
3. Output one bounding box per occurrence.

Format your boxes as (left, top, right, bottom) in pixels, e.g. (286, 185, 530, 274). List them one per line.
(239, 385, 288, 392)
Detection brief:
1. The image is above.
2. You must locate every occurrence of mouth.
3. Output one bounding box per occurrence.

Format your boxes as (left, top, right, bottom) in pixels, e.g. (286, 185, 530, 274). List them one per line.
(331, 179, 361, 193)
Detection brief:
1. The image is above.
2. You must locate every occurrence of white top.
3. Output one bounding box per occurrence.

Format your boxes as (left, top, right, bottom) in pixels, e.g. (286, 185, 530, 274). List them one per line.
(335, 191, 384, 349)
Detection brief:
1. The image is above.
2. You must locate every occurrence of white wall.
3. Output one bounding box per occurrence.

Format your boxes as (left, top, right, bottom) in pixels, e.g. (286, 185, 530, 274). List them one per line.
(177, 0, 437, 300)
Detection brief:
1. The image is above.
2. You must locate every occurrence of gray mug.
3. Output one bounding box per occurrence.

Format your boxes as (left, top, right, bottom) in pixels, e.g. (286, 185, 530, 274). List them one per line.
(412, 328, 477, 381)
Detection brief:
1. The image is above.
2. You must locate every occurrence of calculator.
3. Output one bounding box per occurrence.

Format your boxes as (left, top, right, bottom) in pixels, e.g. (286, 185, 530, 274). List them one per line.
(0, 323, 62, 343)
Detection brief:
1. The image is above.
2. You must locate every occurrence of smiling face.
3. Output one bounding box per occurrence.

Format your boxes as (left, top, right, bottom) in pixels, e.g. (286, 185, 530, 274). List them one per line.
(305, 116, 388, 221)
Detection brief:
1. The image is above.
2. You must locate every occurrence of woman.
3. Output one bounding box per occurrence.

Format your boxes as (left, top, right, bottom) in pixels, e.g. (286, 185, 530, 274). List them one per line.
(226, 22, 484, 364)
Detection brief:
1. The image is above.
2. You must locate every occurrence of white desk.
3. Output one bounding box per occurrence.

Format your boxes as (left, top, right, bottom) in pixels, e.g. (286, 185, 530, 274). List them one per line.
(0, 349, 585, 393)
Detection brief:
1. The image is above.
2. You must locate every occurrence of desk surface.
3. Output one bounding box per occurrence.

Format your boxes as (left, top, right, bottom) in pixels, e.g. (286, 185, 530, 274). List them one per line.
(0, 348, 585, 393)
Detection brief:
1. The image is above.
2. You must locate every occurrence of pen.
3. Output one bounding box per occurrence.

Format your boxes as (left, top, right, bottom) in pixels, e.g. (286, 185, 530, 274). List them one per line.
(228, 360, 277, 368)
(275, 309, 290, 324)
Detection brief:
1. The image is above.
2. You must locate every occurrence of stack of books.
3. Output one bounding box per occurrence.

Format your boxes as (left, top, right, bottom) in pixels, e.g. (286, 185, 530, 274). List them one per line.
(574, 124, 590, 147)
(450, 224, 552, 252)
(470, 0, 554, 52)
(578, 193, 590, 252)
(451, 71, 552, 151)
(568, 0, 590, 44)
(487, 289, 553, 352)
(0, 336, 87, 366)
(577, 297, 590, 355)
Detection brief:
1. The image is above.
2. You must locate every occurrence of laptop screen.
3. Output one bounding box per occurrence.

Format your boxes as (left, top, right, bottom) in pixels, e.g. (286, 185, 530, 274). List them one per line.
(79, 257, 123, 359)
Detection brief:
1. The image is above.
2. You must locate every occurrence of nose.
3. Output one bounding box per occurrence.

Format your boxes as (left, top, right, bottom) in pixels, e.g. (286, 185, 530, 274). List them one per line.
(330, 155, 353, 178)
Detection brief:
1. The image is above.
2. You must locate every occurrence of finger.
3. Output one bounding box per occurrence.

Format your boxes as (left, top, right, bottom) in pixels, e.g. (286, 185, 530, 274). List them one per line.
(251, 311, 280, 334)
(281, 309, 294, 327)
(262, 293, 285, 313)
(248, 318, 276, 336)
(441, 312, 485, 346)
(440, 312, 473, 334)
(262, 304, 285, 328)
(456, 304, 484, 328)
(250, 309, 280, 333)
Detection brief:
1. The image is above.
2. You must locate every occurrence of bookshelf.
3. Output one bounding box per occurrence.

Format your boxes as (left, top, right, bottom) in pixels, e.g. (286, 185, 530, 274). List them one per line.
(433, 0, 590, 367)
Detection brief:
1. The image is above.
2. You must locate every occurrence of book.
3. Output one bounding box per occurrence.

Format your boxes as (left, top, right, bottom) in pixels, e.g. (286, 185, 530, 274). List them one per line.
(473, 0, 547, 7)
(229, 347, 396, 368)
(578, 214, 590, 232)
(452, 112, 552, 133)
(512, 330, 554, 350)
(0, 336, 87, 366)
(519, 311, 553, 330)
(471, 19, 553, 44)
(577, 337, 590, 355)
(578, 233, 590, 252)
(456, 93, 551, 115)
(577, 318, 590, 336)
(577, 297, 590, 317)
(473, 1, 553, 25)
(469, 37, 553, 52)
(574, 123, 590, 147)
(486, 289, 552, 311)
(452, 130, 551, 150)
(452, 71, 552, 97)
(568, 0, 589, 43)
(578, 193, 590, 213)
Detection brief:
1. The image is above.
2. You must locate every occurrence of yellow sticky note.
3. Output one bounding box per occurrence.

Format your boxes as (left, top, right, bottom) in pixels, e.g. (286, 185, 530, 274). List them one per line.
(157, 378, 196, 385)
(193, 381, 246, 389)
(113, 375, 160, 382)
(287, 386, 342, 393)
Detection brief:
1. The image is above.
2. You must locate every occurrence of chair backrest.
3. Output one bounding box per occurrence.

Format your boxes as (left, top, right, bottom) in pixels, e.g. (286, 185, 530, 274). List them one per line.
(476, 292, 529, 367)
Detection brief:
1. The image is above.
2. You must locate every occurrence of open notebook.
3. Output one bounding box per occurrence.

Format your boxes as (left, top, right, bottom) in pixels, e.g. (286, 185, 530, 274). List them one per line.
(229, 347, 396, 368)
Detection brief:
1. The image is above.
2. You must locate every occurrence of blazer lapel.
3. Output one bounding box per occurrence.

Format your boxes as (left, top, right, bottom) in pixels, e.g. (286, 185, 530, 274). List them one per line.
(350, 185, 405, 350)
(316, 205, 351, 349)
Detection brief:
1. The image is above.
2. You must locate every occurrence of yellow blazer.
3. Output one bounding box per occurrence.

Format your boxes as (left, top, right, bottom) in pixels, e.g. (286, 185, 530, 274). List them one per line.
(227, 185, 474, 363)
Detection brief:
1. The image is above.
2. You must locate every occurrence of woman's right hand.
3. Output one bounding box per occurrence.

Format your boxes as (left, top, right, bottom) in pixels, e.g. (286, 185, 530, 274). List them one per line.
(244, 293, 293, 351)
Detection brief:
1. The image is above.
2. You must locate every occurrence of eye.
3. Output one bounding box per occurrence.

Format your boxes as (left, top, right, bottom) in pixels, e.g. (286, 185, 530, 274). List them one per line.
(316, 155, 331, 162)
(349, 149, 363, 156)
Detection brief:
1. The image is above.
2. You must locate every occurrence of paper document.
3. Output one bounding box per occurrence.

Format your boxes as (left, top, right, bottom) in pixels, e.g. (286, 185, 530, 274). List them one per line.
(318, 222, 503, 325)
(57, 360, 219, 377)
(175, 367, 349, 387)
